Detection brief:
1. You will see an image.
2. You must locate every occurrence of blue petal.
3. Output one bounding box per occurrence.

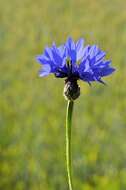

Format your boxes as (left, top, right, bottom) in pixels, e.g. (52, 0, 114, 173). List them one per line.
(65, 37, 76, 64)
(82, 45, 91, 59)
(36, 55, 49, 64)
(92, 66, 115, 77)
(80, 72, 95, 82)
(96, 50, 106, 61)
(94, 60, 111, 68)
(58, 45, 65, 57)
(100, 67, 115, 77)
(44, 47, 53, 60)
(89, 45, 99, 58)
(79, 59, 91, 73)
(89, 56, 96, 67)
(51, 44, 62, 66)
(66, 37, 75, 50)
(36, 55, 57, 73)
(39, 64, 51, 77)
(76, 38, 84, 61)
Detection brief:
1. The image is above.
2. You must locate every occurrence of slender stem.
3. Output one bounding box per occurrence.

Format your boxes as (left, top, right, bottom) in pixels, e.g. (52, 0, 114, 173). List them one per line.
(66, 100, 74, 190)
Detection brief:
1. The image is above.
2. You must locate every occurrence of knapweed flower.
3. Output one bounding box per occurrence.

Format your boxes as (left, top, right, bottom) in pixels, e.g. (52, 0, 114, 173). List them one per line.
(36, 37, 116, 190)
(36, 37, 115, 100)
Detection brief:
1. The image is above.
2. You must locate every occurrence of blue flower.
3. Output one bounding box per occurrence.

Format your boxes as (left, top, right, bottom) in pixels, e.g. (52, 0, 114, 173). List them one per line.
(36, 37, 115, 84)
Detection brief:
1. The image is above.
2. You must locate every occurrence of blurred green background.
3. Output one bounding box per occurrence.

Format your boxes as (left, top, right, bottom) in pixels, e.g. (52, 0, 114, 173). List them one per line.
(0, 0, 126, 189)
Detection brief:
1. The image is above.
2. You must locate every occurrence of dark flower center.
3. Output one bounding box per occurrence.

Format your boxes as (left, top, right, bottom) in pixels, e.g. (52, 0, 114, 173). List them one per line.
(55, 58, 79, 80)
(66, 59, 72, 75)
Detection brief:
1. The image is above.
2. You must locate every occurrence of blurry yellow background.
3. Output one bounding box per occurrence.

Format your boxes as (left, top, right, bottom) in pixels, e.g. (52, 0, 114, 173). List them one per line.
(0, 0, 126, 189)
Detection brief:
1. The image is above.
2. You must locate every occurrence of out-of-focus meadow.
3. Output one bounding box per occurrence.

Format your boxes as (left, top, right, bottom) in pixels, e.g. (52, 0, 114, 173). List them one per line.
(0, 0, 126, 189)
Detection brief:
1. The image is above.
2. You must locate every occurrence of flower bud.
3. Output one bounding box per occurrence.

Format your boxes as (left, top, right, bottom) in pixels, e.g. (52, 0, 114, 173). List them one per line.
(63, 78, 80, 101)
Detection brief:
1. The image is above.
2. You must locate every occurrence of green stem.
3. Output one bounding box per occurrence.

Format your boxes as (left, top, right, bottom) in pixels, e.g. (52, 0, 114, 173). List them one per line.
(66, 100, 74, 190)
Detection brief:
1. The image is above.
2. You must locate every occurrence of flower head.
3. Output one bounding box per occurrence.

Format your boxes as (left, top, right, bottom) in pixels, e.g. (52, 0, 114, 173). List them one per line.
(36, 37, 115, 100)
(36, 37, 115, 84)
